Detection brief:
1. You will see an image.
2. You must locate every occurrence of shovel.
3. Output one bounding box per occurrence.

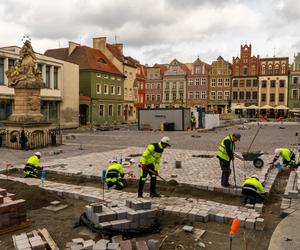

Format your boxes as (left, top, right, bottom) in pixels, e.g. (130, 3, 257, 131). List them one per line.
(148, 169, 178, 186)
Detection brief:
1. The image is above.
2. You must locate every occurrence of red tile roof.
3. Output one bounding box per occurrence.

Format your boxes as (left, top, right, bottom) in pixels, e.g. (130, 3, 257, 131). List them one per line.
(181, 63, 191, 74)
(153, 64, 168, 74)
(80, 95, 91, 101)
(45, 46, 123, 76)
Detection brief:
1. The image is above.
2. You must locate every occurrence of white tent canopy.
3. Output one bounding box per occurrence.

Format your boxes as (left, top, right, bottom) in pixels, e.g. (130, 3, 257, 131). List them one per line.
(246, 105, 259, 109)
(260, 105, 274, 109)
(274, 105, 289, 110)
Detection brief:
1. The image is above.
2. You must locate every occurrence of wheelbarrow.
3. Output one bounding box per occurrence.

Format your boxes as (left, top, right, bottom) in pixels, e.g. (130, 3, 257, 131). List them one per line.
(234, 151, 264, 168)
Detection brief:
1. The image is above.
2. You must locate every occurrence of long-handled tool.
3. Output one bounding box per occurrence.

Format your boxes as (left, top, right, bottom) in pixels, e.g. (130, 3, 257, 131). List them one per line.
(148, 168, 178, 186)
(231, 160, 237, 188)
(247, 124, 261, 153)
(101, 169, 106, 201)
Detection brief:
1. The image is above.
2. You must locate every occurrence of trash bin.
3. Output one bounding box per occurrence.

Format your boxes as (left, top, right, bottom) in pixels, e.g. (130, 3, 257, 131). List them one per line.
(168, 123, 175, 131)
(163, 122, 169, 131)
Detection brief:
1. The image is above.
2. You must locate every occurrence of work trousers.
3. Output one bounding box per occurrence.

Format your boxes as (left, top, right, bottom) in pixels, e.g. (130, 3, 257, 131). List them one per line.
(218, 157, 231, 187)
(241, 188, 264, 204)
(138, 164, 157, 196)
(23, 164, 39, 178)
(106, 170, 124, 190)
(283, 152, 297, 168)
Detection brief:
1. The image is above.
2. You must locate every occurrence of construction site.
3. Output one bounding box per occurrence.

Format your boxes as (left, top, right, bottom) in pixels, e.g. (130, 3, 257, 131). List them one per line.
(0, 122, 299, 250)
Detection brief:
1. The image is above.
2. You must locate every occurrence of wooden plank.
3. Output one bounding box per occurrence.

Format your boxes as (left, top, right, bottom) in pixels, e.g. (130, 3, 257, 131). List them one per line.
(0, 220, 31, 235)
(38, 228, 59, 250)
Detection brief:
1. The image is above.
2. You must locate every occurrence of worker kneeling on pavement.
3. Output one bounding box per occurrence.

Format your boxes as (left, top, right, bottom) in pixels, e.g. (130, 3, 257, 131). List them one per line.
(272, 148, 299, 171)
(105, 160, 125, 190)
(23, 152, 42, 178)
(241, 174, 266, 204)
(138, 136, 171, 198)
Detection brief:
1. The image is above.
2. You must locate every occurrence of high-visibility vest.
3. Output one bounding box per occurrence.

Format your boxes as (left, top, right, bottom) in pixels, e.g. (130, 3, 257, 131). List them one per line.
(217, 135, 235, 162)
(191, 116, 195, 123)
(26, 155, 40, 168)
(242, 177, 266, 193)
(280, 148, 292, 161)
(105, 163, 124, 183)
(140, 142, 164, 171)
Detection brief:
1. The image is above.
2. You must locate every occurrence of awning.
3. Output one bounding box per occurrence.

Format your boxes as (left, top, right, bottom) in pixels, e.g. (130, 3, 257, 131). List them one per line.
(274, 105, 289, 110)
(246, 105, 259, 109)
(231, 103, 246, 109)
(260, 105, 274, 109)
(289, 109, 300, 113)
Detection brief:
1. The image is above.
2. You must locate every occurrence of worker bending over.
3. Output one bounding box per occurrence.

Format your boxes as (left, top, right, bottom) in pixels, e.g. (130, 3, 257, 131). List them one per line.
(105, 160, 125, 190)
(216, 133, 241, 187)
(23, 152, 42, 178)
(241, 174, 266, 204)
(272, 148, 299, 170)
(138, 137, 171, 198)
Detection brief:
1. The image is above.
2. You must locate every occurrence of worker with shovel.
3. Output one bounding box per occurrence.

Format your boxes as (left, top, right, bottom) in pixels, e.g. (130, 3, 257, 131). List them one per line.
(272, 148, 299, 171)
(216, 133, 241, 187)
(105, 160, 125, 190)
(23, 152, 43, 178)
(138, 137, 171, 198)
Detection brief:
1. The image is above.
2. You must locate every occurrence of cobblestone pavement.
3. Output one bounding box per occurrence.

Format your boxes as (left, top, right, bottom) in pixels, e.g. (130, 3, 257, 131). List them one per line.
(0, 174, 263, 229)
(12, 147, 274, 189)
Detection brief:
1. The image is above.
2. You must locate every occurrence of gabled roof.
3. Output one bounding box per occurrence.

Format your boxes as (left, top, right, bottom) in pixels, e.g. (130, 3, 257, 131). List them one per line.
(45, 46, 123, 76)
(153, 64, 168, 74)
(106, 44, 137, 68)
(181, 63, 191, 74)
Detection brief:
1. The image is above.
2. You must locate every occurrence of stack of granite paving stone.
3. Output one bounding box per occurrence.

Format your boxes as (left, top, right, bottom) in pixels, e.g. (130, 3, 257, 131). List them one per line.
(84, 199, 157, 232)
(0, 188, 27, 230)
(280, 171, 299, 218)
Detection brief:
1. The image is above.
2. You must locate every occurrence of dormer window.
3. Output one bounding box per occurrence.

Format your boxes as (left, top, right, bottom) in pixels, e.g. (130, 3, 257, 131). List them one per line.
(98, 58, 106, 64)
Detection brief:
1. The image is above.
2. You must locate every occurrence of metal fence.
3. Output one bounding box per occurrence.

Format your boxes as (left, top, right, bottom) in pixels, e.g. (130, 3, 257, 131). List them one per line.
(0, 128, 62, 150)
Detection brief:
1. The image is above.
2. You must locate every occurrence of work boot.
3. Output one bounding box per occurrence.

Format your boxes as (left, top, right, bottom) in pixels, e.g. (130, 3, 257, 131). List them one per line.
(150, 193, 161, 198)
(138, 194, 143, 198)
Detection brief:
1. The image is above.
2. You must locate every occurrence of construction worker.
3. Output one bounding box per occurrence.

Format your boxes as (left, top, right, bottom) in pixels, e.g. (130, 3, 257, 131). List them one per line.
(216, 133, 241, 187)
(241, 174, 266, 204)
(191, 113, 196, 130)
(272, 148, 299, 170)
(138, 136, 171, 198)
(105, 160, 125, 190)
(23, 152, 42, 178)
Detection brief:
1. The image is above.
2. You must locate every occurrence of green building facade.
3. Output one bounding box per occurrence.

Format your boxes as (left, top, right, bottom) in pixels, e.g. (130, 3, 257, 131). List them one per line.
(288, 53, 300, 110)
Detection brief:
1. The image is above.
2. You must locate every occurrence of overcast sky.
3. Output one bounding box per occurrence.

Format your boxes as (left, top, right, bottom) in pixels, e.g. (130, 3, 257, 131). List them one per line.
(1, 0, 299, 65)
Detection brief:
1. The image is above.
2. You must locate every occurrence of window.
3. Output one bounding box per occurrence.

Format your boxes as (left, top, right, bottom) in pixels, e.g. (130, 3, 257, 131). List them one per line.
(179, 92, 184, 100)
(233, 80, 238, 87)
(117, 105, 122, 116)
(195, 92, 200, 99)
(172, 82, 176, 89)
(146, 83, 150, 89)
(246, 91, 251, 100)
(146, 95, 150, 101)
(292, 89, 299, 99)
(99, 105, 105, 117)
(111, 76, 115, 80)
(243, 67, 248, 76)
(195, 66, 201, 74)
(157, 83, 161, 89)
(165, 82, 169, 89)
(279, 93, 285, 102)
(217, 91, 222, 100)
(218, 79, 222, 87)
(157, 95, 161, 101)
(293, 77, 299, 84)
(270, 80, 276, 88)
(261, 80, 267, 88)
(239, 80, 244, 87)
(37, 63, 43, 74)
(201, 91, 206, 99)
(246, 80, 251, 87)
(211, 79, 216, 87)
(253, 80, 258, 87)
(267, 64, 273, 75)
(125, 88, 128, 96)
(151, 95, 155, 101)
(252, 65, 257, 75)
(225, 78, 230, 86)
(45, 66, 50, 88)
(172, 92, 177, 100)
(279, 80, 285, 88)
(189, 92, 194, 99)
(96, 73, 101, 78)
(274, 64, 280, 74)
(224, 91, 230, 100)
(96, 83, 101, 94)
(104, 85, 108, 94)
(195, 78, 200, 85)
(239, 91, 244, 100)
(41, 101, 59, 122)
(210, 91, 216, 100)
(179, 81, 184, 89)
(281, 64, 286, 74)
(233, 91, 238, 100)
(110, 85, 115, 94)
(261, 94, 266, 102)
(151, 83, 155, 89)
(270, 93, 275, 102)
(252, 91, 258, 100)
(54, 67, 58, 89)
(261, 65, 266, 75)
(188, 79, 193, 86)
(108, 105, 113, 116)
(165, 93, 169, 101)
(0, 100, 12, 120)
(8, 59, 15, 69)
(103, 74, 109, 79)
(201, 78, 206, 85)
(117, 86, 121, 95)
(117, 77, 121, 81)
(0, 58, 4, 85)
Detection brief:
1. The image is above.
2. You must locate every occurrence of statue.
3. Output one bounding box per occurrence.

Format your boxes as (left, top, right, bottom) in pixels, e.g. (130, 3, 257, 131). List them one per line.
(5, 40, 44, 89)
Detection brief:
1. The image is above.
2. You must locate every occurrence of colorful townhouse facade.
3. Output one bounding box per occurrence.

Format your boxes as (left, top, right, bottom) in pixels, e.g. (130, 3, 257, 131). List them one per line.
(0, 45, 79, 128)
(186, 57, 210, 111)
(45, 42, 125, 126)
(288, 53, 300, 111)
(208, 56, 232, 114)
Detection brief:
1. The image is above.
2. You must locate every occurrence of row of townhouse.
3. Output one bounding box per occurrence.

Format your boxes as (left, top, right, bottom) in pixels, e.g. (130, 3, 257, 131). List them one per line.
(144, 44, 300, 116)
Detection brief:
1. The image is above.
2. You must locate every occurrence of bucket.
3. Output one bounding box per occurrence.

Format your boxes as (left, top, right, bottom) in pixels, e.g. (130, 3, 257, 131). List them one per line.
(275, 162, 283, 172)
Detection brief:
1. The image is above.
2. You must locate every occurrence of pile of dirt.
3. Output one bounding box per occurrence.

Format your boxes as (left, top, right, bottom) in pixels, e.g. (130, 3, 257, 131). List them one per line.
(0, 179, 62, 210)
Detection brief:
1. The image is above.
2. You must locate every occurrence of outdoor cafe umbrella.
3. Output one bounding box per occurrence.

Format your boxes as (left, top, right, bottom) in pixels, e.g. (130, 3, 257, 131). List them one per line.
(274, 105, 289, 110)
(260, 105, 274, 109)
(246, 105, 259, 109)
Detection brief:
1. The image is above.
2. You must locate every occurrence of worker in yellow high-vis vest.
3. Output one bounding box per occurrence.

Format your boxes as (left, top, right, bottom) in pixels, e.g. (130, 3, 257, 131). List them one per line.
(272, 148, 299, 170)
(23, 152, 42, 178)
(216, 133, 241, 187)
(105, 160, 125, 190)
(241, 174, 266, 204)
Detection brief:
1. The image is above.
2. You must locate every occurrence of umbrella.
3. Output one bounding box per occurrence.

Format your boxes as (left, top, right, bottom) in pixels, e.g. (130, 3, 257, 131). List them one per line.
(274, 105, 289, 110)
(260, 105, 274, 109)
(246, 105, 259, 109)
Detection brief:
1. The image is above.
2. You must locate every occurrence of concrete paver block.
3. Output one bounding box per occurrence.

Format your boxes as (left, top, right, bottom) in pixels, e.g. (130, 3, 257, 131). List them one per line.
(136, 241, 149, 250)
(182, 225, 194, 233)
(288, 190, 298, 199)
(83, 240, 95, 250)
(215, 213, 225, 223)
(147, 239, 159, 250)
(107, 242, 120, 250)
(254, 203, 264, 213)
(255, 218, 264, 231)
(245, 218, 255, 229)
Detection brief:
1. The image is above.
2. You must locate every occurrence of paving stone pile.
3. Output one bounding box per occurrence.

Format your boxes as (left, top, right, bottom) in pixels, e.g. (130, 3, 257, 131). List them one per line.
(281, 171, 299, 218)
(0, 188, 27, 230)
